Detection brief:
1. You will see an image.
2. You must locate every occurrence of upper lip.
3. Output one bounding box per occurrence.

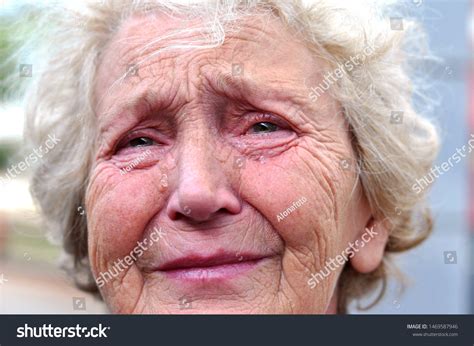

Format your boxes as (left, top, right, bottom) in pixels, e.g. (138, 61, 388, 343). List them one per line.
(156, 253, 268, 271)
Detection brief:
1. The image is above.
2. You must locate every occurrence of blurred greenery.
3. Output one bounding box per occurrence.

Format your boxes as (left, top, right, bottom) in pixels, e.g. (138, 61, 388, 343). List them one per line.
(0, 5, 53, 265)
(0, 141, 16, 169)
(0, 4, 41, 170)
(0, 14, 18, 102)
(0, 4, 41, 102)
(2, 215, 60, 264)
(7, 229, 60, 264)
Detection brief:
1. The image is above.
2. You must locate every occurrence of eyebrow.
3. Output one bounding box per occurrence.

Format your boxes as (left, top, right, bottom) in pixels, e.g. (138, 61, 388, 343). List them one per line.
(99, 70, 310, 128)
(100, 89, 161, 125)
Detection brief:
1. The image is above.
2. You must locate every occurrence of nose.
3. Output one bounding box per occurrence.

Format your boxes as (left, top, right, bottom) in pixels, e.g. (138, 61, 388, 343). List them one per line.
(166, 136, 241, 223)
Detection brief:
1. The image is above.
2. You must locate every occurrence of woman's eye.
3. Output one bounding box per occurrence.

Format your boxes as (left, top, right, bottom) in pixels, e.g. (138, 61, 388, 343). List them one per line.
(129, 137, 154, 147)
(249, 122, 279, 134)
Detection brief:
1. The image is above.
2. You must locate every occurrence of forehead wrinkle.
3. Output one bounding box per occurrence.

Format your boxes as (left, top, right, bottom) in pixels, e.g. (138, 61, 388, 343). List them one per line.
(95, 12, 290, 101)
(107, 11, 284, 72)
(223, 14, 287, 46)
(95, 45, 182, 116)
(116, 30, 212, 70)
(96, 35, 219, 111)
(208, 69, 306, 110)
(109, 14, 219, 69)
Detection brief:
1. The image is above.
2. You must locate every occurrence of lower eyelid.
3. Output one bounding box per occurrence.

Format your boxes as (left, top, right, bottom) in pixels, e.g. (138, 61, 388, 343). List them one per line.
(115, 145, 162, 157)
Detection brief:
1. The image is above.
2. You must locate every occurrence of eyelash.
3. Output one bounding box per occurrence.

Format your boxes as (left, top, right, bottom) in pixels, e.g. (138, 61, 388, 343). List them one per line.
(244, 113, 288, 134)
(115, 130, 160, 153)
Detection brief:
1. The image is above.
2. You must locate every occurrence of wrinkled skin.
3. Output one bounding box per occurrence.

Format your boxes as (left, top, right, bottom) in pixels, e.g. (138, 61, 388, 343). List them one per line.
(87, 12, 389, 314)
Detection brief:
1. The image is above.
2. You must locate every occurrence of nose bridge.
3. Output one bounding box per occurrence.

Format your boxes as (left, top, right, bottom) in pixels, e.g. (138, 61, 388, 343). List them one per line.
(164, 116, 240, 223)
(177, 119, 219, 185)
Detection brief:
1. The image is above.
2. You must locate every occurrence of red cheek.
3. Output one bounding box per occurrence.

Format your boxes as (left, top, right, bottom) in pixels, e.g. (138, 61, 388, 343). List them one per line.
(88, 166, 164, 260)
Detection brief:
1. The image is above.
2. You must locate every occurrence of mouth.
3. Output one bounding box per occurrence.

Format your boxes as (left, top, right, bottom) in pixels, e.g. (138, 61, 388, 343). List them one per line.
(155, 253, 271, 281)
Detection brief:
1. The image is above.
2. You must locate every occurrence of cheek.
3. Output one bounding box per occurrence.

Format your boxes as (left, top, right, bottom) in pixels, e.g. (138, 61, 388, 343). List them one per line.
(239, 142, 352, 266)
(86, 163, 164, 268)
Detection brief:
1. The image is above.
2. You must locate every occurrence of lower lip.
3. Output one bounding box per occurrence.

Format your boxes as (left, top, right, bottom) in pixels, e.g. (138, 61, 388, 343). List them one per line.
(161, 259, 263, 281)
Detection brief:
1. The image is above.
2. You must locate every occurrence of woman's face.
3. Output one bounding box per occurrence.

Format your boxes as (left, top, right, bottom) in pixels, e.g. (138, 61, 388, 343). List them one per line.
(87, 13, 387, 313)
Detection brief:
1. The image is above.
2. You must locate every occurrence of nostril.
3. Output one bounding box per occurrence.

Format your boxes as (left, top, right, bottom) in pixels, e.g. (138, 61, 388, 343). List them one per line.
(215, 208, 227, 215)
(173, 212, 186, 221)
(173, 207, 228, 223)
(166, 182, 242, 223)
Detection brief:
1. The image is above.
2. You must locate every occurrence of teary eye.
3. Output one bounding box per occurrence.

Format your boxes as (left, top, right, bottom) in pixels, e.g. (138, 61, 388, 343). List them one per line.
(129, 137, 154, 147)
(248, 122, 279, 134)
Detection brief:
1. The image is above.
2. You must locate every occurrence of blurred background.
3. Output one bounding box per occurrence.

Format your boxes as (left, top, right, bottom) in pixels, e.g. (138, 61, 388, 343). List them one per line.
(0, 0, 472, 314)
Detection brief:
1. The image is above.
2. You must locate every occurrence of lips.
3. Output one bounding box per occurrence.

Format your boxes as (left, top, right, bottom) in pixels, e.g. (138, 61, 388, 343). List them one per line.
(155, 252, 270, 281)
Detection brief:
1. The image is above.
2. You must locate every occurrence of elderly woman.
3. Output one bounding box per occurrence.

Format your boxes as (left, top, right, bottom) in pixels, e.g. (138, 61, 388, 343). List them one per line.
(20, 0, 439, 314)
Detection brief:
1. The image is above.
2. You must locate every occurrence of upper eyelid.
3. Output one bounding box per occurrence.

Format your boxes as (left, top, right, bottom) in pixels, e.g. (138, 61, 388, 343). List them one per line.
(129, 137, 154, 145)
(116, 131, 158, 150)
(245, 112, 289, 128)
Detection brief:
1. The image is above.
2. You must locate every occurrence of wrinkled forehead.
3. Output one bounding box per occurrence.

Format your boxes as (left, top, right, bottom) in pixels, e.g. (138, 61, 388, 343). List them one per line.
(93, 10, 320, 113)
(99, 7, 285, 62)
